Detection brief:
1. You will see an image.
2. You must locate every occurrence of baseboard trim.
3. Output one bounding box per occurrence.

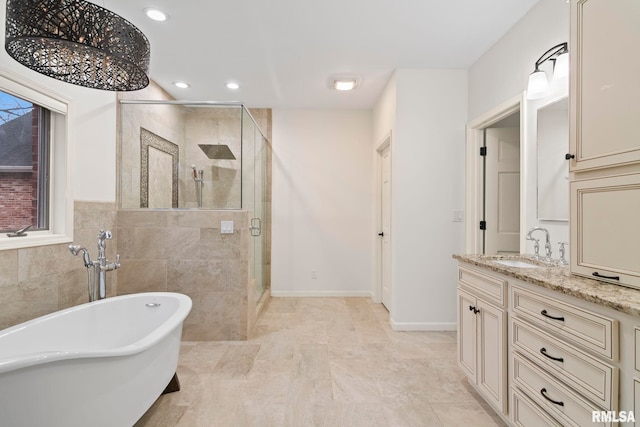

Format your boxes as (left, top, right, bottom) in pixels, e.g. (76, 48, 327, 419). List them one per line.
(389, 320, 457, 332)
(270, 290, 374, 298)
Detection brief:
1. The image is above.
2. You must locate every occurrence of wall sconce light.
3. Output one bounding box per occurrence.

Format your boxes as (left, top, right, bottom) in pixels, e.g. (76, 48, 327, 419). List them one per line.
(527, 42, 569, 100)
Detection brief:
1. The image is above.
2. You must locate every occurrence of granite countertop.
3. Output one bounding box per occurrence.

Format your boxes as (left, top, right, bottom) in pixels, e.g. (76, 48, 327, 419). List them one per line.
(452, 253, 640, 318)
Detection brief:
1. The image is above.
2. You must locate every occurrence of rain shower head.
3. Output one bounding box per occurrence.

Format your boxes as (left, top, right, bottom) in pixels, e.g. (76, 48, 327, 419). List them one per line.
(198, 144, 236, 160)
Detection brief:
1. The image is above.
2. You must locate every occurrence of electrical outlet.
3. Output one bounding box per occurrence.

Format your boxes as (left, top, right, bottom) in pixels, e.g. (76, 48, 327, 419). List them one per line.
(452, 210, 464, 222)
(311, 270, 318, 279)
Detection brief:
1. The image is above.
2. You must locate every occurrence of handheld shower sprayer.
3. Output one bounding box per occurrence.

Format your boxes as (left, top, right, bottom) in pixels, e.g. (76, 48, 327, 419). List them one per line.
(69, 245, 92, 267)
(191, 165, 204, 207)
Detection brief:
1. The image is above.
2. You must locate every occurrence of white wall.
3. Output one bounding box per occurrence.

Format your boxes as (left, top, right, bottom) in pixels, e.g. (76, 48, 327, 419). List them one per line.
(0, 0, 117, 203)
(468, 0, 570, 256)
(271, 109, 375, 296)
(389, 69, 468, 329)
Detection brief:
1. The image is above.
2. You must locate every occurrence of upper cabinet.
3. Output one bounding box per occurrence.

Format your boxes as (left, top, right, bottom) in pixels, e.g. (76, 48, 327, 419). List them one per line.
(569, 0, 640, 289)
(569, 0, 640, 172)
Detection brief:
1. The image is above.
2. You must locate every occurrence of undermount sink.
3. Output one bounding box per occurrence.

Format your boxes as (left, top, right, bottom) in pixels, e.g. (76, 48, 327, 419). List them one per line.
(494, 259, 539, 268)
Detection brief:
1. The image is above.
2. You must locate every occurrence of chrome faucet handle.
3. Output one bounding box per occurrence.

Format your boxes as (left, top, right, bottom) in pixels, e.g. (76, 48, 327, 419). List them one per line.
(102, 254, 121, 271)
(544, 241, 553, 264)
(527, 237, 541, 260)
(556, 242, 569, 266)
(98, 229, 113, 240)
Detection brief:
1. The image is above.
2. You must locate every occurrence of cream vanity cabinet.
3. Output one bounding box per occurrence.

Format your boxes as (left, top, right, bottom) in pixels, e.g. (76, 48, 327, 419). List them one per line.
(570, 174, 640, 289)
(569, 0, 640, 289)
(457, 265, 508, 416)
(453, 260, 640, 427)
(510, 283, 619, 427)
(569, 0, 640, 172)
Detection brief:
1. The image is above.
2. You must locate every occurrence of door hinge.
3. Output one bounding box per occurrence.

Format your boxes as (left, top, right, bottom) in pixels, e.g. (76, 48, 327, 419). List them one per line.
(479, 220, 486, 230)
(480, 146, 487, 156)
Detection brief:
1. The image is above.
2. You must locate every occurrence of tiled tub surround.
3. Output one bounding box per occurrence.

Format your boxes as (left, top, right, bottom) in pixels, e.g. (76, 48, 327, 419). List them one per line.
(452, 254, 640, 317)
(117, 209, 257, 341)
(0, 202, 262, 341)
(0, 201, 118, 330)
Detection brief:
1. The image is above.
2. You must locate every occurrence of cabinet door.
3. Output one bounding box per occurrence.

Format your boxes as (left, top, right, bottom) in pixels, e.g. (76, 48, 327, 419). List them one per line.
(457, 288, 477, 382)
(477, 299, 508, 415)
(570, 173, 640, 289)
(569, 0, 640, 171)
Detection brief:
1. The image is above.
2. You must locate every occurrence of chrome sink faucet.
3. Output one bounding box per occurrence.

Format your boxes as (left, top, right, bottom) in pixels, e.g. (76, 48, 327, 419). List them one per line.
(69, 229, 120, 302)
(526, 227, 552, 264)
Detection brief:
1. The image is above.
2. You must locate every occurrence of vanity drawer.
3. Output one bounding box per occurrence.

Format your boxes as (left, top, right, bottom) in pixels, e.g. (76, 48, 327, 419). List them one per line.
(458, 265, 507, 307)
(512, 318, 617, 409)
(513, 354, 611, 427)
(512, 286, 618, 360)
(511, 387, 562, 427)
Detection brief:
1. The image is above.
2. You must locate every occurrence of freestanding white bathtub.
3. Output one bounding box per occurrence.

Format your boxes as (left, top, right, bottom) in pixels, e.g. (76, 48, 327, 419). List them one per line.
(0, 292, 192, 427)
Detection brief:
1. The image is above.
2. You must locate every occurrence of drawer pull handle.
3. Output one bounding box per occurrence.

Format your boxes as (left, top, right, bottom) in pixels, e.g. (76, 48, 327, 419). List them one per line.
(540, 347, 564, 362)
(592, 271, 620, 281)
(540, 388, 564, 407)
(540, 309, 564, 322)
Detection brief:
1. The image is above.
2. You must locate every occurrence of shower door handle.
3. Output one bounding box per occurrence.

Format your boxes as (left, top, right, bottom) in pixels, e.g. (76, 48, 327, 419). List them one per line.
(250, 217, 262, 237)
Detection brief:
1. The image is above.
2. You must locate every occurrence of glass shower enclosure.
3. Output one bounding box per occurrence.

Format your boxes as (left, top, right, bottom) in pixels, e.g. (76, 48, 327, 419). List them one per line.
(118, 100, 270, 303)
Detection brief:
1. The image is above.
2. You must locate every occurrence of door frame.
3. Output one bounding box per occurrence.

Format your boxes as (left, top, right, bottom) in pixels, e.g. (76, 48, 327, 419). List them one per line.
(465, 93, 527, 254)
(374, 131, 392, 305)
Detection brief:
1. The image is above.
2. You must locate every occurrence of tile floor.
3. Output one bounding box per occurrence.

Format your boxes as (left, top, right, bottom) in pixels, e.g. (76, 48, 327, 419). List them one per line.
(136, 297, 506, 427)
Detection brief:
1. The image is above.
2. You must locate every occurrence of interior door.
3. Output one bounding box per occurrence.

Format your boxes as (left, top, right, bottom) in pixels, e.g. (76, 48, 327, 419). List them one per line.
(484, 127, 520, 255)
(380, 145, 392, 310)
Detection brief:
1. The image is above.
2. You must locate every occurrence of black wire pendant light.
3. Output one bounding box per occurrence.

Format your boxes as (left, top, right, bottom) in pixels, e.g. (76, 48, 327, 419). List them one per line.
(5, 0, 150, 91)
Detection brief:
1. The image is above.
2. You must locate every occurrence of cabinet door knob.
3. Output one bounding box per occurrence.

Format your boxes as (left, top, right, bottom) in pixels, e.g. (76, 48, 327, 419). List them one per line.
(565, 153, 575, 160)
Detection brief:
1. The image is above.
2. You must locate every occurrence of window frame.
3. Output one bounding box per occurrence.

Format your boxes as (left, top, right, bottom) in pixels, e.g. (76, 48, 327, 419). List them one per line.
(0, 69, 72, 250)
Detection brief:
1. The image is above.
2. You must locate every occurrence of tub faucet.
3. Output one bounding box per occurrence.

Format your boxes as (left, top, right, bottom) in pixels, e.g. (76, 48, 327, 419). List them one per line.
(69, 229, 120, 302)
(526, 227, 552, 264)
(97, 230, 120, 300)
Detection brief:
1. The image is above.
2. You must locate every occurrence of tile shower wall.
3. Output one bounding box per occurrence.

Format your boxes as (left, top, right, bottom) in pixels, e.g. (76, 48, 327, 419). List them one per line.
(116, 210, 256, 340)
(119, 84, 185, 209)
(0, 201, 118, 330)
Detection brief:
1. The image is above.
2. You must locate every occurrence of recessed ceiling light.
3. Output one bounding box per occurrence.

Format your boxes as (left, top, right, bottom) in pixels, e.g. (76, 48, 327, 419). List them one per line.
(173, 81, 190, 89)
(145, 8, 168, 22)
(226, 82, 240, 90)
(330, 78, 359, 91)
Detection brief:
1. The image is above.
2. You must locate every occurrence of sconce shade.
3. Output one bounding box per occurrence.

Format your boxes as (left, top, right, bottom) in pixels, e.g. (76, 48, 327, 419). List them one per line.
(5, 0, 150, 91)
(553, 52, 569, 80)
(527, 69, 549, 100)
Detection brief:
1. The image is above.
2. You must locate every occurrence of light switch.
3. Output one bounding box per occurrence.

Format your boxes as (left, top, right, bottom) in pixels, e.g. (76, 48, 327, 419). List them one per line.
(221, 220, 234, 234)
(452, 210, 464, 222)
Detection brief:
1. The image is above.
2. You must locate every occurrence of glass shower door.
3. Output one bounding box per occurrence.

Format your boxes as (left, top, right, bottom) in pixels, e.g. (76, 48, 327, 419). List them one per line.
(242, 108, 267, 303)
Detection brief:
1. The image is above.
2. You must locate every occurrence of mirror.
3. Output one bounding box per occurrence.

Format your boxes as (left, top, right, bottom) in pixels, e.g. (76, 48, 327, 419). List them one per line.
(536, 97, 569, 221)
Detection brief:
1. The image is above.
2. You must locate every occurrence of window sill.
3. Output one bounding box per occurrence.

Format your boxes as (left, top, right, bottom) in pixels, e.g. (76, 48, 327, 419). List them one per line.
(0, 233, 72, 251)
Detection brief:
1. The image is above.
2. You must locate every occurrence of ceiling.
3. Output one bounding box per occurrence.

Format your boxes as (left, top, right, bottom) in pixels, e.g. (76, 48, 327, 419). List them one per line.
(105, 0, 540, 109)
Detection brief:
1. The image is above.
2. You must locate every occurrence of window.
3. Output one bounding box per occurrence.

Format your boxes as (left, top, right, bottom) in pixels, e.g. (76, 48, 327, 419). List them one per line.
(0, 91, 51, 232)
(0, 70, 70, 250)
